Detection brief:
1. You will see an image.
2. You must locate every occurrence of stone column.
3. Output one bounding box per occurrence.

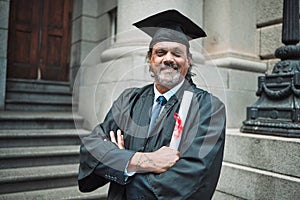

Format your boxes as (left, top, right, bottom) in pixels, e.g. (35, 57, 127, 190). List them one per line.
(116, 0, 204, 44)
(204, 0, 265, 70)
(203, 0, 267, 128)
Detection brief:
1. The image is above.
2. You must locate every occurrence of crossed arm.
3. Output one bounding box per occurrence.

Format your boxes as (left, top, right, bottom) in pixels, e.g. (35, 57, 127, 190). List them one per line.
(109, 129, 180, 174)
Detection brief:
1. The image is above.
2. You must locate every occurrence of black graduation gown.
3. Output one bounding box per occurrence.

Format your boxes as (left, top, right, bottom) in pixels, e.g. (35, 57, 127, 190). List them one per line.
(78, 81, 226, 200)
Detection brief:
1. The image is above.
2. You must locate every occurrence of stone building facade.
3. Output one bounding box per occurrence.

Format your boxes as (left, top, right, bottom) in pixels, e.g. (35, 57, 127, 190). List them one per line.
(0, 0, 299, 199)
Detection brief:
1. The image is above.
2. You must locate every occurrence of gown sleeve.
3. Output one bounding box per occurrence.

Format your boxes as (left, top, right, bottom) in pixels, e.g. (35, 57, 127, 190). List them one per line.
(147, 92, 226, 200)
(78, 89, 137, 192)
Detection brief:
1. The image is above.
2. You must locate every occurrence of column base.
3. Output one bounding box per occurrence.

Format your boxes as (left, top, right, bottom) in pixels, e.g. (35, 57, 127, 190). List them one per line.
(241, 119, 300, 138)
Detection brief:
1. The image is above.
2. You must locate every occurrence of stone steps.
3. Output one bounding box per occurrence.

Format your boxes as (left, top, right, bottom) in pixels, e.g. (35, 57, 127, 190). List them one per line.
(0, 129, 89, 147)
(214, 129, 300, 200)
(0, 164, 108, 198)
(0, 128, 108, 198)
(0, 145, 79, 169)
(0, 79, 107, 198)
(6, 89, 72, 104)
(0, 111, 83, 129)
(5, 78, 73, 111)
(223, 129, 300, 178)
(0, 164, 78, 194)
(0, 185, 109, 200)
(5, 99, 73, 112)
(6, 78, 71, 94)
(217, 162, 300, 200)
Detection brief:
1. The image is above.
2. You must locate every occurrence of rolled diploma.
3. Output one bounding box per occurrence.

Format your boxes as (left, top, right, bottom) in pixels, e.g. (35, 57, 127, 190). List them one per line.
(169, 91, 193, 150)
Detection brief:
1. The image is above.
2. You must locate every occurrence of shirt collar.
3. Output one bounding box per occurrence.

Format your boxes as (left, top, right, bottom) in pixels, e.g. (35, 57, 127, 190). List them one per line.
(153, 80, 184, 103)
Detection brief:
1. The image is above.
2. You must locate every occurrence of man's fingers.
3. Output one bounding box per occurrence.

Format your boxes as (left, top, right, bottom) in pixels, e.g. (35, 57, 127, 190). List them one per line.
(110, 130, 125, 149)
(117, 129, 125, 149)
(110, 131, 117, 144)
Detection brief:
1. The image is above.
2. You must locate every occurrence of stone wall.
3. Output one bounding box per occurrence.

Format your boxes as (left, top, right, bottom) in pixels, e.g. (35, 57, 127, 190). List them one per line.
(72, 0, 117, 127)
(257, 0, 285, 74)
(71, 0, 117, 84)
(214, 129, 300, 200)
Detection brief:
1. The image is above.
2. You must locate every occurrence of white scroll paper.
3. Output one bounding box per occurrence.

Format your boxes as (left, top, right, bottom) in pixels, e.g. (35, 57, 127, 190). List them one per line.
(169, 90, 193, 150)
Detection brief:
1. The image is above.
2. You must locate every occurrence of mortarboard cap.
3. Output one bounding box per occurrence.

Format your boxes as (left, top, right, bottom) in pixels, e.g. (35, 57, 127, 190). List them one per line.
(133, 9, 206, 48)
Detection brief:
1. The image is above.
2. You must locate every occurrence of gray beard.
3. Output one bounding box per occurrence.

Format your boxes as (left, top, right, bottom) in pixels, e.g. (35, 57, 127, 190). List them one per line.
(154, 65, 181, 86)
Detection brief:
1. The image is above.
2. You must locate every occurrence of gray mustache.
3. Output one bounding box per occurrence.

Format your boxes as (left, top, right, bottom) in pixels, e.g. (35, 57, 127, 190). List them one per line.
(159, 63, 179, 70)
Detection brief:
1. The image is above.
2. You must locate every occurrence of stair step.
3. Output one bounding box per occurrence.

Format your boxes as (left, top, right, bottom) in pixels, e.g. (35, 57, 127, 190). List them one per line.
(0, 164, 79, 194)
(6, 85, 72, 95)
(0, 146, 80, 169)
(6, 78, 71, 93)
(6, 90, 72, 104)
(5, 79, 73, 112)
(1, 79, 90, 197)
(0, 129, 89, 147)
(0, 185, 109, 200)
(5, 99, 72, 111)
(0, 111, 83, 129)
(224, 129, 300, 178)
(217, 162, 300, 200)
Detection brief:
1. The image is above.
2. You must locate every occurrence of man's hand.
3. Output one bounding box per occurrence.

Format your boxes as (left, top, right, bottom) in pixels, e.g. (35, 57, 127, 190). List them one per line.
(109, 131, 180, 173)
(109, 129, 125, 149)
(127, 146, 180, 174)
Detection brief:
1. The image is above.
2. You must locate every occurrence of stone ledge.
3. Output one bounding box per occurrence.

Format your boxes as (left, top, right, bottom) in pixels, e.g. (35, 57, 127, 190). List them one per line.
(213, 190, 243, 200)
(207, 57, 267, 73)
(0, 128, 89, 137)
(217, 162, 300, 200)
(224, 129, 300, 178)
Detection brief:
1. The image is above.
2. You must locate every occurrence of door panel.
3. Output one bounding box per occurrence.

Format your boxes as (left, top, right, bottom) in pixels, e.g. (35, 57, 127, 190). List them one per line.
(40, 0, 72, 81)
(7, 0, 40, 79)
(7, 0, 72, 81)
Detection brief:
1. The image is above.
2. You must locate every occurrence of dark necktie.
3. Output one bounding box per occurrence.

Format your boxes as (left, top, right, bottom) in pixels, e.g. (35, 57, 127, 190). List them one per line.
(148, 96, 167, 135)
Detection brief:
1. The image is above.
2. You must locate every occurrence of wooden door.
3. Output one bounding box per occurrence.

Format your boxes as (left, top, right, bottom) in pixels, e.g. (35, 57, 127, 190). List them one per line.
(7, 0, 40, 79)
(7, 0, 73, 81)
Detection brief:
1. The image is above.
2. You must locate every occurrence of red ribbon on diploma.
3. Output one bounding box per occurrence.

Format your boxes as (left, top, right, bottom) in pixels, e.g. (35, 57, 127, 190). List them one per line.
(173, 112, 183, 139)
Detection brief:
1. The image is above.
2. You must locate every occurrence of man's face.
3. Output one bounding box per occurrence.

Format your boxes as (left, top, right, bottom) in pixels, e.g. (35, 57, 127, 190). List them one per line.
(148, 41, 191, 89)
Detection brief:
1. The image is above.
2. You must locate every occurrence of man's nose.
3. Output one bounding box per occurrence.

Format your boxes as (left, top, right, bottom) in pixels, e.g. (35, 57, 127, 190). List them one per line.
(163, 52, 174, 63)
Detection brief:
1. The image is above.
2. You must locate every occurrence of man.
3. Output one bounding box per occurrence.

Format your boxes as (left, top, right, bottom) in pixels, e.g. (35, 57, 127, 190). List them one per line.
(78, 9, 226, 200)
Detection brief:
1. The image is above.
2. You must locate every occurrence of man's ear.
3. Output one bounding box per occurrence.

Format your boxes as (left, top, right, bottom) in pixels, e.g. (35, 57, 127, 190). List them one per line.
(147, 56, 151, 64)
(187, 56, 192, 66)
(147, 51, 152, 63)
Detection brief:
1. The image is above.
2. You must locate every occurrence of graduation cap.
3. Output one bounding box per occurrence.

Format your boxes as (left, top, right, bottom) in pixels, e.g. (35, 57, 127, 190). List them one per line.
(133, 9, 206, 48)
